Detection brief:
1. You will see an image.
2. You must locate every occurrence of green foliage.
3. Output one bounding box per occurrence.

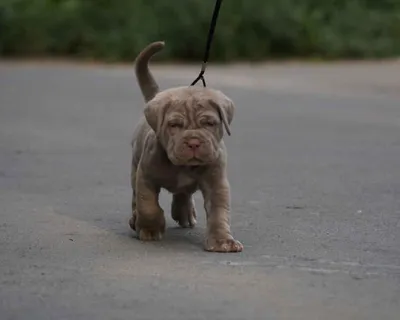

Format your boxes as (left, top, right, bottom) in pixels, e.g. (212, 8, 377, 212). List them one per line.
(1, 0, 400, 61)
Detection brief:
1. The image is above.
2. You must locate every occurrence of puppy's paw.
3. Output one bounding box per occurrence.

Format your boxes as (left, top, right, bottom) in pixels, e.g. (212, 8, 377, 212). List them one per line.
(173, 207, 197, 228)
(135, 213, 166, 241)
(204, 237, 243, 253)
(171, 196, 197, 228)
(187, 208, 197, 228)
(129, 212, 137, 231)
(138, 229, 163, 241)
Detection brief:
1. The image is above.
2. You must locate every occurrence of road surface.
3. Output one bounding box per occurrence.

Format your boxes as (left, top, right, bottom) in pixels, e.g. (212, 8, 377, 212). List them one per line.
(1, 61, 400, 319)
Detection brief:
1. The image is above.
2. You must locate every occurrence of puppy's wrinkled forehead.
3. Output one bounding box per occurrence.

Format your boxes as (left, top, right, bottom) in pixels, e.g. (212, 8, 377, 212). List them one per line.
(158, 87, 219, 114)
(146, 86, 234, 135)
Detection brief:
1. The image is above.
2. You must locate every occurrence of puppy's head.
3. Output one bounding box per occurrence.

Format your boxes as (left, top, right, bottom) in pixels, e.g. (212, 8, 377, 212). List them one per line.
(144, 87, 234, 166)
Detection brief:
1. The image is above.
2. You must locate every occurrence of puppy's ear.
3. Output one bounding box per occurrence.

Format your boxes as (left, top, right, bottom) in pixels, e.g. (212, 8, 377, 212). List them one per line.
(143, 99, 168, 135)
(209, 92, 235, 136)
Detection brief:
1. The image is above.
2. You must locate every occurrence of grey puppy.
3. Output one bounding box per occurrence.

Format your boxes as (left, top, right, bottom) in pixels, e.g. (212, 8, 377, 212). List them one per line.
(129, 41, 243, 252)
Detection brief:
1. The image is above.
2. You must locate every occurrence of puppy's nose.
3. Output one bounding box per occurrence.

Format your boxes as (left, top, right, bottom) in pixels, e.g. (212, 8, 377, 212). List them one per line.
(186, 138, 201, 150)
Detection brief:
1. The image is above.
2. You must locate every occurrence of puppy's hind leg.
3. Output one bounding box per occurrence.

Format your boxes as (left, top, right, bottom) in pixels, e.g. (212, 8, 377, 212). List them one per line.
(171, 193, 197, 228)
(129, 160, 138, 231)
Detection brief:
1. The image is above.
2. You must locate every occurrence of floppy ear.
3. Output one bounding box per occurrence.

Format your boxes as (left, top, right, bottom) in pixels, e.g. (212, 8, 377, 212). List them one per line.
(209, 92, 235, 136)
(143, 99, 168, 135)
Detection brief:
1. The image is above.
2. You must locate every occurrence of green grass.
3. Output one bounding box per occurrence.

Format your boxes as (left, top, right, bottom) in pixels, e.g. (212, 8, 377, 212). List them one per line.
(1, 0, 400, 62)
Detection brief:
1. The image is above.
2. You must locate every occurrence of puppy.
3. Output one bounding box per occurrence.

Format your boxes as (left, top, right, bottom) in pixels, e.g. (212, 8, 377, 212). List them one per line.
(129, 41, 243, 252)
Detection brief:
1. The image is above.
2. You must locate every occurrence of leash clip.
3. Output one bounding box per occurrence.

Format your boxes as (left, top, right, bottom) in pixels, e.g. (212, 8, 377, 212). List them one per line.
(190, 0, 223, 87)
(191, 62, 207, 87)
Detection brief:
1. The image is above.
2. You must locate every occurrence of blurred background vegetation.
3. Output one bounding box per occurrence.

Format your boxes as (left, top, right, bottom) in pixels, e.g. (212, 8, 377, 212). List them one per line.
(0, 0, 399, 62)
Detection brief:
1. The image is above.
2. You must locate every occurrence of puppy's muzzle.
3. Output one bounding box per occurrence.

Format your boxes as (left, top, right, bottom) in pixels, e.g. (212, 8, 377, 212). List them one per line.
(171, 132, 217, 165)
(185, 138, 201, 150)
(182, 138, 203, 158)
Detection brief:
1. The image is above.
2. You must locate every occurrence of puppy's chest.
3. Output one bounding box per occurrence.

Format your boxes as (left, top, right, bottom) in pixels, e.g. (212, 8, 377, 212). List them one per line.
(176, 172, 196, 189)
(161, 171, 199, 193)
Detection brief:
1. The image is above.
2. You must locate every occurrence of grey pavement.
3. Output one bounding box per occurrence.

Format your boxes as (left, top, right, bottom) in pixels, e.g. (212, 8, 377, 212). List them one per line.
(1, 61, 400, 320)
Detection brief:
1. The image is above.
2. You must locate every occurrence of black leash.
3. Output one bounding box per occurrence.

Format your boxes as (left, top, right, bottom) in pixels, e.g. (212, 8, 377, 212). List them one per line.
(190, 0, 223, 87)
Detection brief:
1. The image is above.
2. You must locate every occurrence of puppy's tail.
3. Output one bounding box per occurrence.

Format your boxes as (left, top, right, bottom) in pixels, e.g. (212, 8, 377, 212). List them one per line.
(134, 41, 165, 102)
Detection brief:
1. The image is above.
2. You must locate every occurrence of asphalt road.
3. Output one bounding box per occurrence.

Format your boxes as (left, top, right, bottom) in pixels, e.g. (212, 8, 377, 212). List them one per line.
(1, 61, 400, 320)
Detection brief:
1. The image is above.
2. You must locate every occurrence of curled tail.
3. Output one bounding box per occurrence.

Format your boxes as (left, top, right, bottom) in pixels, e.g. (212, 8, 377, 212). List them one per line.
(134, 41, 165, 102)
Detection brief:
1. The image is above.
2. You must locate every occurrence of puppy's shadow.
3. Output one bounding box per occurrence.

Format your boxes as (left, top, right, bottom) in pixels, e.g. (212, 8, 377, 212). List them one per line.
(125, 216, 207, 252)
(54, 187, 208, 252)
(129, 192, 208, 251)
(159, 223, 205, 249)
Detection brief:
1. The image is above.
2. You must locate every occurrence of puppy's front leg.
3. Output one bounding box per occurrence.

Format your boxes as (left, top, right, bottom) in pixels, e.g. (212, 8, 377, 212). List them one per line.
(134, 166, 166, 241)
(200, 172, 243, 253)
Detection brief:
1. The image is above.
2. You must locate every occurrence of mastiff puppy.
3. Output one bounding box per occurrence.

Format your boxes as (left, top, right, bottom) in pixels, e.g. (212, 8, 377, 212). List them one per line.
(129, 41, 243, 252)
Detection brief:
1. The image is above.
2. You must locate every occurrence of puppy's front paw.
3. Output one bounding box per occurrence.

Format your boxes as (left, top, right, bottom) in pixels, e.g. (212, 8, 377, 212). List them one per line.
(204, 237, 243, 253)
(135, 212, 166, 241)
(138, 229, 163, 241)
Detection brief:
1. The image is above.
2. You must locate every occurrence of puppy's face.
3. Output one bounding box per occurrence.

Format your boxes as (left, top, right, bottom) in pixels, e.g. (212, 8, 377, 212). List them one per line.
(144, 87, 234, 166)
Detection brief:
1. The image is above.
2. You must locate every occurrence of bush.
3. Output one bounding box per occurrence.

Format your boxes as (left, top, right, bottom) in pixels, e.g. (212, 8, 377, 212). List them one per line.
(1, 0, 400, 62)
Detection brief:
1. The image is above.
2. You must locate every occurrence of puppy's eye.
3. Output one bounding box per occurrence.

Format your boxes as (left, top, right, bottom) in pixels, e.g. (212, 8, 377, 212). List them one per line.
(169, 123, 183, 128)
(205, 121, 217, 127)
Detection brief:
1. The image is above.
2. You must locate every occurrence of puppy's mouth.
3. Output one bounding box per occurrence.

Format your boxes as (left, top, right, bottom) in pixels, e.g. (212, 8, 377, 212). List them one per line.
(169, 156, 206, 166)
(180, 156, 205, 166)
(186, 157, 204, 166)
